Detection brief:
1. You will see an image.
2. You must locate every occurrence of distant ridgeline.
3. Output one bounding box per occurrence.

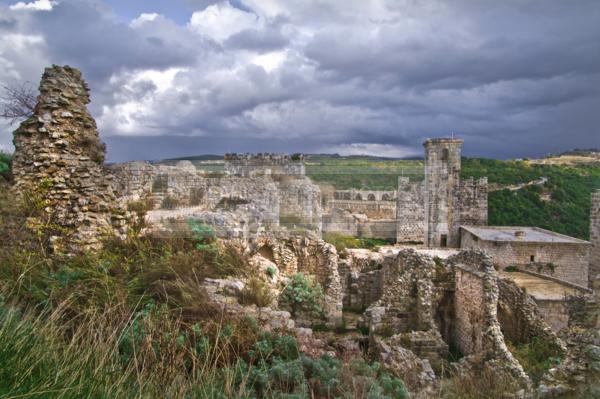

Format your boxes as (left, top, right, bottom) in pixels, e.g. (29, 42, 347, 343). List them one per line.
(304, 155, 600, 240)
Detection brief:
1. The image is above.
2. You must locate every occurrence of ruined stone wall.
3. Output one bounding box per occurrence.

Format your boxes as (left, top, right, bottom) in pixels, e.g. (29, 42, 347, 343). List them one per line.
(333, 189, 396, 202)
(357, 220, 397, 240)
(224, 154, 305, 177)
(460, 230, 590, 287)
(497, 278, 565, 348)
(591, 190, 600, 285)
(327, 200, 396, 219)
(277, 177, 322, 230)
(252, 236, 343, 325)
(453, 266, 486, 355)
(458, 177, 488, 226)
(423, 138, 463, 248)
(338, 253, 387, 311)
(322, 208, 358, 236)
(396, 177, 425, 243)
(12, 65, 127, 251)
(448, 251, 530, 381)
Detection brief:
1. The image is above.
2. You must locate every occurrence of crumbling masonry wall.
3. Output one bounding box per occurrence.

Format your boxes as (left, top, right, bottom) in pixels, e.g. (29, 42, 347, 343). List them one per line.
(252, 235, 343, 325)
(12, 65, 127, 251)
(396, 177, 425, 243)
(448, 251, 529, 381)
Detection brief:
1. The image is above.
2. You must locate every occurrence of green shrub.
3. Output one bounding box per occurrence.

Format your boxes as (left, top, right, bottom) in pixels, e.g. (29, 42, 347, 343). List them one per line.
(507, 337, 562, 383)
(323, 232, 393, 253)
(505, 265, 520, 272)
(279, 273, 325, 320)
(240, 276, 274, 308)
(0, 152, 11, 181)
(161, 195, 180, 209)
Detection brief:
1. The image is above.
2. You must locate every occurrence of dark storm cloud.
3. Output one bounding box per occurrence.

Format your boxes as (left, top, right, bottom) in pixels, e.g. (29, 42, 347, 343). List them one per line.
(0, 0, 598, 160)
(28, 1, 197, 81)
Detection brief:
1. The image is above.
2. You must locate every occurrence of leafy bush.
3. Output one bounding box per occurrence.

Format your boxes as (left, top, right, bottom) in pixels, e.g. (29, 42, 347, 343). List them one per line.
(187, 218, 216, 251)
(279, 273, 325, 320)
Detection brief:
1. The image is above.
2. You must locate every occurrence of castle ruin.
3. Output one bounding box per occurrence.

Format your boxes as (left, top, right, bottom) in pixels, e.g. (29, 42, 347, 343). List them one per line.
(9, 65, 599, 397)
(11, 65, 127, 251)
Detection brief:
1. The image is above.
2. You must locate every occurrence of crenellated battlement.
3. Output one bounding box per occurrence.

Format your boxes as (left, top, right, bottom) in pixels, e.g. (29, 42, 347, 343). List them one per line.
(224, 153, 305, 176)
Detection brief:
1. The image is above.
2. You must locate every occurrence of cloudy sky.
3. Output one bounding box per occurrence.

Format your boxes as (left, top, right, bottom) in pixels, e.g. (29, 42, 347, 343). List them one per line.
(0, 0, 598, 161)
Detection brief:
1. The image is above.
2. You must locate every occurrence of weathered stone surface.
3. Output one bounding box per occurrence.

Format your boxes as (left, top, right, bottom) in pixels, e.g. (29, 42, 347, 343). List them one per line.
(423, 138, 487, 248)
(252, 234, 343, 326)
(12, 65, 128, 251)
(370, 334, 439, 398)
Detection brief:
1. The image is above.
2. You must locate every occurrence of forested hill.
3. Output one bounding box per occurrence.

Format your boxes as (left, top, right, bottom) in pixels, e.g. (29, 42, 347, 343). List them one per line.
(462, 158, 600, 240)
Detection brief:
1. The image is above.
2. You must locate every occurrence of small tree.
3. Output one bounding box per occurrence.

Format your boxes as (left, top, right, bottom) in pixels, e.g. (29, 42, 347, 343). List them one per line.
(279, 273, 325, 319)
(0, 82, 37, 125)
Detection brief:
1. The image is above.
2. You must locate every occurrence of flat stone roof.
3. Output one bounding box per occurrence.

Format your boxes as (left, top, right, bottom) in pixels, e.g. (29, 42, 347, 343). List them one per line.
(460, 226, 589, 244)
(499, 271, 587, 301)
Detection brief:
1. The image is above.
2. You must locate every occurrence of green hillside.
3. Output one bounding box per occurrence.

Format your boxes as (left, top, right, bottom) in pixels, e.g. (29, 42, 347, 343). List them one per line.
(463, 158, 600, 240)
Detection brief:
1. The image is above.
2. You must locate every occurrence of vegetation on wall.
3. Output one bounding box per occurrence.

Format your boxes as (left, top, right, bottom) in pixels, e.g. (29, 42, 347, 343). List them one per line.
(0, 152, 11, 181)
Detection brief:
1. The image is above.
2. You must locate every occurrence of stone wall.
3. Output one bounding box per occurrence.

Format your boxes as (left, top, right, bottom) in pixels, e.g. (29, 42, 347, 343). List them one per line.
(112, 160, 323, 239)
(338, 252, 387, 311)
(224, 153, 305, 177)
(458, 177, 488, 226)
(357, 220, 397, 240)
(277, 176, 322, 229)
(322, 208, 358, 236)
(453, 266, 487, 355)
(591, 190, 600, 285)
(448, 251, 530, 381)
(326, 200, 396, 219)
(251, 235, 343, 325)
(396, 177, 425, 243)
(12, 65, 127, 251)
(460, 229, 590, 287)
(333, 189, 396, 202)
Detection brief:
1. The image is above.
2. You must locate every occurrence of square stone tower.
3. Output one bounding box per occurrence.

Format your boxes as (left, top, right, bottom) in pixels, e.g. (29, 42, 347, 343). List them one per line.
(591, 190, 600, 285)
(423, 138, 463, 247)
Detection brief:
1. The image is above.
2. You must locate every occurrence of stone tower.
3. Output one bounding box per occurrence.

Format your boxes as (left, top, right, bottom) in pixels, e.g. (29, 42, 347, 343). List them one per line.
(423, 138, 463, 247)
(12, 65, 127, 252)
(591, 190, 600, 285)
